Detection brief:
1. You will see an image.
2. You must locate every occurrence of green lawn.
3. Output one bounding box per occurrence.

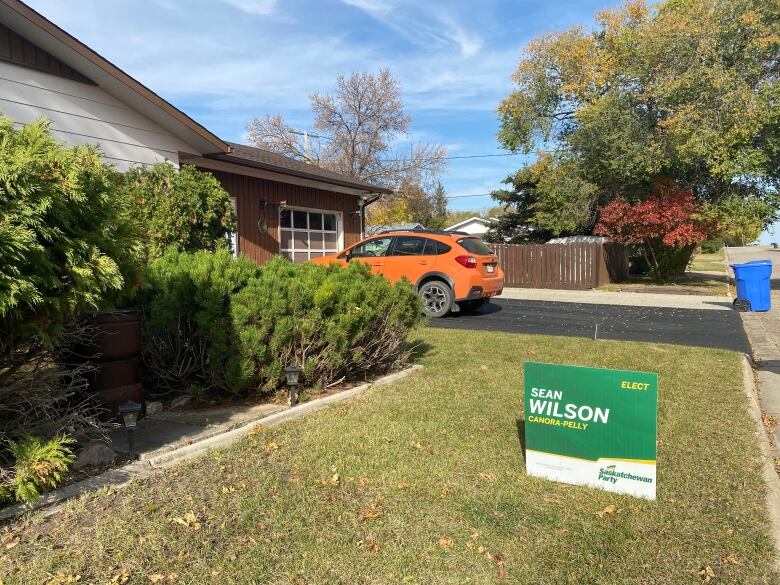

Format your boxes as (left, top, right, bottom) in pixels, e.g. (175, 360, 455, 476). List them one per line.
(2, 328, 775, 584)
(690, 249, 727, 273)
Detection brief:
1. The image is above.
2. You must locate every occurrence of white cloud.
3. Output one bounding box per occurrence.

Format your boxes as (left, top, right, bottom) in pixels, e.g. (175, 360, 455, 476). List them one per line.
(217, 0, 277, 15)
(340, 0, 395, 16)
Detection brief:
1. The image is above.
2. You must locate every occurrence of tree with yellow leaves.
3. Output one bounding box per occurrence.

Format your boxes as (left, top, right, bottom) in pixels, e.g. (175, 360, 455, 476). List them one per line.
(493, 0, 779, 251)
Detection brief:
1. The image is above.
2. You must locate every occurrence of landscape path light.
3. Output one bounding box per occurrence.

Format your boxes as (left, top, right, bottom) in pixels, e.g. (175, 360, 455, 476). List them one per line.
(118, 400, 142, 460)
(285, 364, 303, 407)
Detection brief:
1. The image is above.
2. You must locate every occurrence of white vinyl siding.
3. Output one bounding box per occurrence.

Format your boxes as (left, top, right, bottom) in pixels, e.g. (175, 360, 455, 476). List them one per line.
(0, 61, 196, 169)
(279, 207, 342, 263)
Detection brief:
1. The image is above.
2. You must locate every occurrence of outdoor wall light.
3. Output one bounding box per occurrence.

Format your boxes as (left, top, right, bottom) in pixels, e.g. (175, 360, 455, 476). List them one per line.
(118, 400, 142, 460)
(284, 364, 303, 407)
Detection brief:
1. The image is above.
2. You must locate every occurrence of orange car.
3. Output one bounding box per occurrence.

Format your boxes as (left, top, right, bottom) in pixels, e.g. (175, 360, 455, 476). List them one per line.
(311, 229, 504, 317)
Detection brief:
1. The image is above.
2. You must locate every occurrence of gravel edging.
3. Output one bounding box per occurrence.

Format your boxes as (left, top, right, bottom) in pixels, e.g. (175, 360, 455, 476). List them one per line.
(0, 365, 423, 524)
(741, 355, 780, 573)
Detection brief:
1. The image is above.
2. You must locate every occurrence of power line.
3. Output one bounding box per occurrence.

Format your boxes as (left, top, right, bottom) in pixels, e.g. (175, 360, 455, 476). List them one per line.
(445, 193, 495, 199)
(279, 132, 542, 162)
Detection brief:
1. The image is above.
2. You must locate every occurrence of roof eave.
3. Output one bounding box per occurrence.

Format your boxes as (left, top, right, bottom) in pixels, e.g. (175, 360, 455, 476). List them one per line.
(210, 153, 393, 195)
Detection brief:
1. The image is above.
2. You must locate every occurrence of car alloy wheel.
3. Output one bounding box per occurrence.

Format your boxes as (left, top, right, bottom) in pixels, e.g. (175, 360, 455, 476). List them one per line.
(419, 281, 452, 317)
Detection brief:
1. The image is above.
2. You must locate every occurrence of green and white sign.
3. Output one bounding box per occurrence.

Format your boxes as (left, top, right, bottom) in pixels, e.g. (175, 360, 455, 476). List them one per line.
(524, 362, 658, 499)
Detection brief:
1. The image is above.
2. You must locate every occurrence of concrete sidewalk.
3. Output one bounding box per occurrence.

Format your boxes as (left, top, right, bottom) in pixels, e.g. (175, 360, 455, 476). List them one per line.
(725, 246, 780, 457)
(499, 287, 732, 311)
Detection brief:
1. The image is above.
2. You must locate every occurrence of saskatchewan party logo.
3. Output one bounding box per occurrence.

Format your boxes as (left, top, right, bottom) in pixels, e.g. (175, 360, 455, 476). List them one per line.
(598, 464, 653, 485)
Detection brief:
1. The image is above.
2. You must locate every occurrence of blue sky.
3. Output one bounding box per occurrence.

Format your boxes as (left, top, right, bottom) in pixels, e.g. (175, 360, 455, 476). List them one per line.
(25, 0, 779, 241)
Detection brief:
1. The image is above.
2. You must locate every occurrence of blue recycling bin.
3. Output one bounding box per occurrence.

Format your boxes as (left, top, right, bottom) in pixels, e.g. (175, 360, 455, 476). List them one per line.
(731, 260, 772, 312)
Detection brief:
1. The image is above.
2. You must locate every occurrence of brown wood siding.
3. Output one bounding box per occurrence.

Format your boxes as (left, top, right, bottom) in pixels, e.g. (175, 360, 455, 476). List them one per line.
(493, 243, 629, 290)
(0, 22, 95, 84)
(202, 168, 362, 265)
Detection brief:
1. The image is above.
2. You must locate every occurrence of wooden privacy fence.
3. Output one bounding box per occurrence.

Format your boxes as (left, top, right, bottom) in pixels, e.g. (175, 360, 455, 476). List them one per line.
(492, 243, 629, 290)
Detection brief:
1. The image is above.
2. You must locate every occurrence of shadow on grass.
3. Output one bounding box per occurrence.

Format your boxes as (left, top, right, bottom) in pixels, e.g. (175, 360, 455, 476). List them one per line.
(408, 340, 435, 362)
(515, 418, 527, 462)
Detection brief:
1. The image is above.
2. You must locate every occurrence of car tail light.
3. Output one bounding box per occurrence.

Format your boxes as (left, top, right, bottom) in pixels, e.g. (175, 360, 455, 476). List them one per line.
(455, 255, 478, 268)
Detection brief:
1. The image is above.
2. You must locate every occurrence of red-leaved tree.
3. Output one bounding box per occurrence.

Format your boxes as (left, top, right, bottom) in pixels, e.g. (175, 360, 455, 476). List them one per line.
(594, 180, 714, 279)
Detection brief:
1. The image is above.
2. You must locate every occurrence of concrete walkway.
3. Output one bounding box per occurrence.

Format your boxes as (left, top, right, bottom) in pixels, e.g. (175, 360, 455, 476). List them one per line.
(725, 246, 780, 455)
(500, 287, 732, 311)
(108, 402, 285, 460)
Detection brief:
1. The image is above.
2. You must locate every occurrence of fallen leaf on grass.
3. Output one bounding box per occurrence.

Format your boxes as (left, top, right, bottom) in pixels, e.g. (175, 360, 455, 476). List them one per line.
(327, 473, 340, 486)
(256, 521, 267, 531)
(263, 442, 280, 453)
(698, 565, 716, 582)
(148, 576, 165, 584)
(359, 508, 382, 521)
(480, 365, 488, 371)
(440, 485, 449, 498)
(410, 440, 422, 450)
(46, 576, 81, 585)
(359, 537, 381, 552)
(358, 477, 371, 486)
(595, 505, 619, 519)
(479, 472, 496, 482)
(494, 553, 507, 579)
(239, 535, 257, 549)
(171, 511, 201, 530)
(222, 485, 236, 494)
(723, 553, 739, 565)
(109, 569, 130, 584)
(438, 537, 454, 550)
(396, 482, 410, 490)
(287, 475, 301, 485)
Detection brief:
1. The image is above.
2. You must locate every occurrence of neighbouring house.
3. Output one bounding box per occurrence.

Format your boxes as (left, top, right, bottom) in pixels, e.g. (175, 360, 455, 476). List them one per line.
(0, 0, 390, 264)
(445, 216, 498, 236)
(365, 222, 424, 236)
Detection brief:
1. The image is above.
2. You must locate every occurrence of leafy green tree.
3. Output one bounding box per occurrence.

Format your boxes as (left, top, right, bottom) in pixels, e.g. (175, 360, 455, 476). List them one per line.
(486, 153, 597, 242)
(0, 116, 140, 352)
(429, 182, 449, 229)
(120, 163, 236, 260)
(494, 0, 780, 244)
(713, 196, 774, 245)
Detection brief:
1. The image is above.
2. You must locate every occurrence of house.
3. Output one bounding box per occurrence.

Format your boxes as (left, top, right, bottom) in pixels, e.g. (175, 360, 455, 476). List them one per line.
(365, 222, 424, 236)
(445, 216, 498, 236)
(0, 0, 390, 264)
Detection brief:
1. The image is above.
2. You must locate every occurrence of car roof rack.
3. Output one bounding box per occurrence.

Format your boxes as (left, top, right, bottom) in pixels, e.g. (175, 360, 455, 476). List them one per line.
(376, 227, 471, 236)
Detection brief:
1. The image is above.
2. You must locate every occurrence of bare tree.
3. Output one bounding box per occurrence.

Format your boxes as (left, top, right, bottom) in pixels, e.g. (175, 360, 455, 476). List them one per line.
(246, 69, 446, 190)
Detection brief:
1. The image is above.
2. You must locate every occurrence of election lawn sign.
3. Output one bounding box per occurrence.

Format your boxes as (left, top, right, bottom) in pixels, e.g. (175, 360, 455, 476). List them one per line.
(524, 362, 658, 499)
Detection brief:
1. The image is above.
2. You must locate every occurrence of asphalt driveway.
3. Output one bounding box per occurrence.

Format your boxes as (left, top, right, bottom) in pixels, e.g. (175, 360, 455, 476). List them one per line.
(429, 298, 751, 354)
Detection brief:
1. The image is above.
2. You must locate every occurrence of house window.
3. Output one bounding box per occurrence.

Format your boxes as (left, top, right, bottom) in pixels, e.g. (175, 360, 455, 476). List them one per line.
(279, 207, 341, 262)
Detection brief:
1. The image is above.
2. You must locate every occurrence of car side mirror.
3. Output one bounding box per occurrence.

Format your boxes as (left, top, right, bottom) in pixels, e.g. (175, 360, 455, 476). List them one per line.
(345, 250, 352, 262)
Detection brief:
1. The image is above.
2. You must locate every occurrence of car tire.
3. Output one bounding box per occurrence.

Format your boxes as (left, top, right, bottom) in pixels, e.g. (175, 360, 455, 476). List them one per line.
(419, 281, 453, 318)
(460, 298, 487, 313)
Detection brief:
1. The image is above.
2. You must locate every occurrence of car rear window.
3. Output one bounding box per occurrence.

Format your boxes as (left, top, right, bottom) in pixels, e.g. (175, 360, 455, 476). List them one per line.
(457, 238, 494, 255)
(428, 239, 451, 255)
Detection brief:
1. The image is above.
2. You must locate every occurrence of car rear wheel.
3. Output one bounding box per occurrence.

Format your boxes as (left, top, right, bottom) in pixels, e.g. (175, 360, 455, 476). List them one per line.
(419, 281, 452, 318)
